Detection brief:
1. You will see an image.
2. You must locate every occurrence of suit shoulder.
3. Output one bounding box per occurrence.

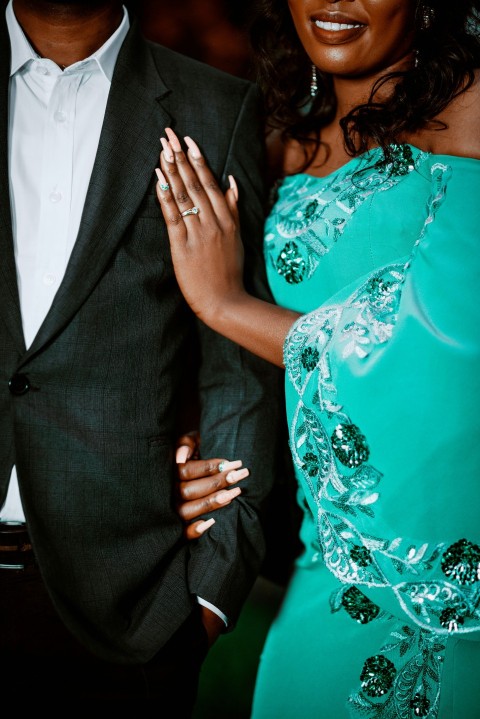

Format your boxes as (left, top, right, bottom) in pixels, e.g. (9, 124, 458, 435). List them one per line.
(145, 39, 254, 100)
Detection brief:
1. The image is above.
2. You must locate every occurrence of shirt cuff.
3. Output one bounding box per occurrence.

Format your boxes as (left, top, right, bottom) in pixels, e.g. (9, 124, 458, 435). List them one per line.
(196, 596, 228, 628)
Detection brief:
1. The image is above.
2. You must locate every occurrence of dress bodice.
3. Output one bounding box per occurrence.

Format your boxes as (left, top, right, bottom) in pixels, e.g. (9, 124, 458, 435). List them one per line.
(265, 144, 432, 314)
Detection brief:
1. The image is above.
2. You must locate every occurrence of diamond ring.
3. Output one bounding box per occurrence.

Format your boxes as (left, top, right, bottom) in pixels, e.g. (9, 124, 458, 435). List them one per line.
(180, 206, 200, 217)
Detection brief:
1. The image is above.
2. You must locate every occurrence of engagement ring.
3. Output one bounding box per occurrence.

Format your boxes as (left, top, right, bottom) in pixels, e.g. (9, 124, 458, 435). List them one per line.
(181, 206, 200, 217)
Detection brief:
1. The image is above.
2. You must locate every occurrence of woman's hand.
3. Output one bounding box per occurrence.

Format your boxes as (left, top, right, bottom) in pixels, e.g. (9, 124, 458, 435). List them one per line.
(156, 129, 300, 368)
(155, 128, 245, 325)
(175, 433, 249, 541)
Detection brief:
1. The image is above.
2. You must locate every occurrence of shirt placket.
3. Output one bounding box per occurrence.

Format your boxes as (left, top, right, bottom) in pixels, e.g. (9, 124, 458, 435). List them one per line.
(28, 66, 85, 347)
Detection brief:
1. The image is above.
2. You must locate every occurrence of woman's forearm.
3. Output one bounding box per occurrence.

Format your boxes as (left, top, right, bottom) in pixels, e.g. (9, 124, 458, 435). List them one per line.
(202, 294, 300, 368)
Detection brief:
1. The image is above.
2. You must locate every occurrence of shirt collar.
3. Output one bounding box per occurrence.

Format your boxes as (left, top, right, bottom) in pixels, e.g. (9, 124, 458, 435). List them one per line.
(6, 0, 130, 81)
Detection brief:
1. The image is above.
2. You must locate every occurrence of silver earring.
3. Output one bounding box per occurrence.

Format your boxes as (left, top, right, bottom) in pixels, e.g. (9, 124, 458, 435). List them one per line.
(420, 5, 434, 30)
(310, 64, 318, 98)
(414, 49, 419, 68)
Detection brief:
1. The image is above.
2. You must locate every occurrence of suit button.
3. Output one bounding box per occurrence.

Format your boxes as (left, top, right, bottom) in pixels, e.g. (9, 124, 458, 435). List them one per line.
(9, 374, 30, 395)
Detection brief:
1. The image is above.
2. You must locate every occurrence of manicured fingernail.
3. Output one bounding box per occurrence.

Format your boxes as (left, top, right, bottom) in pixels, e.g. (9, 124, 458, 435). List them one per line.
(196, 518, 215, 535)
(184, 136, 202, 159)
(165, 127, 182, 152)
(228, 175, 239, 201)
(176, 445, 190, 463)
(155, 168, 170, 191)
(218, 459, 242, 473)
(160, 137, 174, 162)
(226, 468, 249, 484)
(216, 488, 241, 504)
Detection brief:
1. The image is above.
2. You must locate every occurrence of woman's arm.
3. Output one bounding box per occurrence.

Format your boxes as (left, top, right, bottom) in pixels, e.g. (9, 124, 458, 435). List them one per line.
(155, 128, 300, 368)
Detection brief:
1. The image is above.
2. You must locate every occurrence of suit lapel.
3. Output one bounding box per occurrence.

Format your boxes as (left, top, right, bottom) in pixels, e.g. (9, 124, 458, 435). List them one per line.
(22, 23, 172, 362)
(0, 17, 26, 354)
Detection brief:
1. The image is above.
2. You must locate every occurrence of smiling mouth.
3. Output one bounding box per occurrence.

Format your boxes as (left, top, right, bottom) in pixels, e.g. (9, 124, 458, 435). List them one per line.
(314, 20, 363, 31)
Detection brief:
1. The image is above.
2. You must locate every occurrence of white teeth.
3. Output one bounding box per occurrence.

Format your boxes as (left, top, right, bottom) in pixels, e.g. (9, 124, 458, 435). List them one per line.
(314, 20, 362, 31)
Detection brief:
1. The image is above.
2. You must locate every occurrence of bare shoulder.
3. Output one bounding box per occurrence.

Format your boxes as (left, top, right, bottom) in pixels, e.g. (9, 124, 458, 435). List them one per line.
(266, 130, 314, 182)
(423, 70, 480, 159)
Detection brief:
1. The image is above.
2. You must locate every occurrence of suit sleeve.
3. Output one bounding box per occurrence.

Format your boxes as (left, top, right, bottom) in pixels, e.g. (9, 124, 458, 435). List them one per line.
(186, 83, 287, 626)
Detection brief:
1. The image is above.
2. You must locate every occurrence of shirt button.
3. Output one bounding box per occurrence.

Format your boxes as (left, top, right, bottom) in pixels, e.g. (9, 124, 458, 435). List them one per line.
(49, 190, 63, 203)
(43, 273, 56, 286)
(36, 64, 49, 76)
(54, 110, 67, 123)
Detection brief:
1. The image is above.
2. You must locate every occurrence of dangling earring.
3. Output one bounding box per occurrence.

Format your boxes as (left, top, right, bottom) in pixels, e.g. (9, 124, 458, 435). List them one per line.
(420, 4, 435, 30)
(414, 49, 420, 68)
(310, 64, 318, 98)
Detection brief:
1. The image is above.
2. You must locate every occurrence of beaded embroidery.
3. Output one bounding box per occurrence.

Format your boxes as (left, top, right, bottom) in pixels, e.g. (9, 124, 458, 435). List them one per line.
(283, 162, 480, 717)
(265, 145, 428, 285)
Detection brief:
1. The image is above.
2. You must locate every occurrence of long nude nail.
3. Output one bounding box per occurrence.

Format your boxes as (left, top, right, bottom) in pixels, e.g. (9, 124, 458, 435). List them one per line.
(216, 488, 241, 504)
(226, 468, 249, 484)
(184, 136, 202, 159)
(160, 137, 174, 162)
(196, 518, 215, 535)
(165, 127, 182, 152)
(228, 175, 239, 201)
(218, 459, 242, 473)
(176, 445, 190, 463)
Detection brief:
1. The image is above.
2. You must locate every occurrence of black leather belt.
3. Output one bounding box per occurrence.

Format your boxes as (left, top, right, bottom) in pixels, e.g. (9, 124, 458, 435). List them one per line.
(0, 521, 35, 570)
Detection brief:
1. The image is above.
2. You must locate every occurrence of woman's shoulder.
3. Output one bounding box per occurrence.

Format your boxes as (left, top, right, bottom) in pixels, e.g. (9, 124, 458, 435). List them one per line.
(413, 70, 480, 160)
(266, 130, 321, 181)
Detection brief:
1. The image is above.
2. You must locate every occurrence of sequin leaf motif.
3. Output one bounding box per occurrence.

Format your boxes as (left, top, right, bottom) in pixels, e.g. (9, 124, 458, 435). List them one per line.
(266, 145, 428, 284)
(329, 583, 387, 621)
(349, 623, 445, 719)
(342, 586, 381, 624)
(276, 241, 306, 284)
(341, 271, 403, 359)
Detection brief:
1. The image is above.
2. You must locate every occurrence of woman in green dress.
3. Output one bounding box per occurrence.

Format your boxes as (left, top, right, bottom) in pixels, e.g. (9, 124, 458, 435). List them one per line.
(155, 0, 480, 716)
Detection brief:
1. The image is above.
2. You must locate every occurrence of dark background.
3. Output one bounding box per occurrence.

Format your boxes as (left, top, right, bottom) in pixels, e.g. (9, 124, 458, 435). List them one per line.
(131, 0, 256, 78)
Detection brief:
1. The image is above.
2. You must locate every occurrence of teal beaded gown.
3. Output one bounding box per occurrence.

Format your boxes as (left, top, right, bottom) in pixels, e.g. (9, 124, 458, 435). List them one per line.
(251, 145, 480, 719)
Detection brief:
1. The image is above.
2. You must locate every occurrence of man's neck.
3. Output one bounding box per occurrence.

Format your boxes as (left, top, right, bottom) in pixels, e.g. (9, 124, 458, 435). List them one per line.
(12, 0, 123, 68)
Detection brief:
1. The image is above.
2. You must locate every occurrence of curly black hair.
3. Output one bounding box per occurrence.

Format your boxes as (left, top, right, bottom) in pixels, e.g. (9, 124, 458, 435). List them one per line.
(249, 0, 480, 170)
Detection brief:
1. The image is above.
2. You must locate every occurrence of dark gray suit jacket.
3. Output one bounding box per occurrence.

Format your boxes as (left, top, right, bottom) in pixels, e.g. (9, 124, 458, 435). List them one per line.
(0, 18, 284, 663)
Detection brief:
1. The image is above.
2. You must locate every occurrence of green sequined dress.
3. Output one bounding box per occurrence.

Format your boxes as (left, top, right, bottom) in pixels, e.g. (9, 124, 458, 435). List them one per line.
(251, 145, 480, 719)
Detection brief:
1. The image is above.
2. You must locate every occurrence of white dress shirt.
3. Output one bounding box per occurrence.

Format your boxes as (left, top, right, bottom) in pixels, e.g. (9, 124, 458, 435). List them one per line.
(1, 1, 129, 522)
(1, 0, 226, 626)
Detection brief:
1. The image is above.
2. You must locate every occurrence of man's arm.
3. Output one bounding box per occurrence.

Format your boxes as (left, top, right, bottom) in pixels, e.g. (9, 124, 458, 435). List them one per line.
(185, 84, 286, 626)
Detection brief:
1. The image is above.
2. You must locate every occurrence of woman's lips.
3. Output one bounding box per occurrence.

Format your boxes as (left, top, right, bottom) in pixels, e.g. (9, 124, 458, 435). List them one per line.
(311, 16, 367, 43)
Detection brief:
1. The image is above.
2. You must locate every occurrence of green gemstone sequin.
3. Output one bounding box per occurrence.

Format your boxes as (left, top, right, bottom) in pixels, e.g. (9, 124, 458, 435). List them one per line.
(439, 606, 465, 631)
(341, 586, 380, 624)
(302, 451, 320, 477)
(304, 199, 318, 220)
(350, 545, 372, 567)
(410, 693, 431, 717)
(374, 143, 415, 176)
(276, 241, 306, 284)
(331, 423, 370, 468)
(441, 538, 480, 585)
(360, 654, 396, 697)
(365, 277, 396, 310)
(301, 346, 320, 371)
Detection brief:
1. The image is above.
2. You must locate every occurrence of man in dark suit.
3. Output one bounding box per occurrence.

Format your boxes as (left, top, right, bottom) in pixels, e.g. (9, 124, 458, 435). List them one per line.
(0, 0, 283, 706)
